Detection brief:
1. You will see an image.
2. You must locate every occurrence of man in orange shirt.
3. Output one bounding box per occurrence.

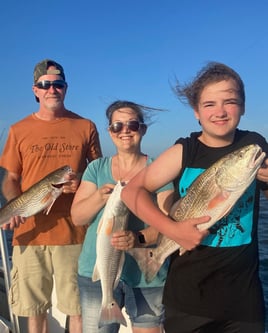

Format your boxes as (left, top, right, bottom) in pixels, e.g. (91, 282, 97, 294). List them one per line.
(0, 59, 102, 333)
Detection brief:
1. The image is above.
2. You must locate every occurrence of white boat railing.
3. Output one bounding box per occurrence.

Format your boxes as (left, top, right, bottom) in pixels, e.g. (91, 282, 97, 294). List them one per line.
(0, 228, 20, 333)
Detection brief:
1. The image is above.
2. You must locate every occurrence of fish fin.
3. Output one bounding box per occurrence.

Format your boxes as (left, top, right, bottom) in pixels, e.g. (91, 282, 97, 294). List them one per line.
(96, 216, 115, 235)
(42, 197, 57, 215)
(99, 300, 127, 328)
(105, 217, 115, 236)
(127, 248, 162, 283)
(41, 189, 63, 215)
(207, 191, 230, 210)
(114, 252, 125, 289)
(92, 264, 100, 282)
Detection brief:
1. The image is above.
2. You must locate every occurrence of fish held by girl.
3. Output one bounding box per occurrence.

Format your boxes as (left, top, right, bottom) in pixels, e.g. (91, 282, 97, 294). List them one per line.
(127, 144, 266, 283)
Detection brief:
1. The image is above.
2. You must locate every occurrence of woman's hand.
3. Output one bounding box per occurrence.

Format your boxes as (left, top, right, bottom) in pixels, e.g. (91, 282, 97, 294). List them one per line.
(111, 230, 136, 250)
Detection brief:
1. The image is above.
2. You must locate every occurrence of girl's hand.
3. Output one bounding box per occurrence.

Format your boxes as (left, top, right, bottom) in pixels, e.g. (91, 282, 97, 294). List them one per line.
(257, 158, 268, 183)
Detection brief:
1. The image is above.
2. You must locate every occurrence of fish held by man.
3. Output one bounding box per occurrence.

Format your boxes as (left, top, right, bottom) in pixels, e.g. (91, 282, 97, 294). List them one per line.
(0, 165, 72, 226)
(92, 181, 129, 328)
(128, 144, 266, 283)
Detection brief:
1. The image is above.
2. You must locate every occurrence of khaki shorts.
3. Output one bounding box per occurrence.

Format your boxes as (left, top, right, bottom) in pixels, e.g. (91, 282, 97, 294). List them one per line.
(9, 244, 82, 317)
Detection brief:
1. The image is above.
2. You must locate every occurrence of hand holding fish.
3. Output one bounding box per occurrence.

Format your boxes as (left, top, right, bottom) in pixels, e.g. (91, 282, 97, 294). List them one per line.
(257, 157, 268, 183)
(111, 230, 136, 250)
(98, 184, 115, 198)
(62, 172, 80, 193)
(71, 183, 116, 227)
(1, 215, 26, 230)
(169, 216, 210, 251)
(96, 184, 116, 207)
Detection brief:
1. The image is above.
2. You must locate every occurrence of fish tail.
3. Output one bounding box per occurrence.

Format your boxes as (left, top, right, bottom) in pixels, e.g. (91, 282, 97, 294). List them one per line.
(127, 248, 163, 283)
(99, 301, 127, 327)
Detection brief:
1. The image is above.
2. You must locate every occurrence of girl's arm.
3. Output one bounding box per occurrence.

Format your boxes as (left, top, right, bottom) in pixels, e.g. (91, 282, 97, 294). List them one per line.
(121, 144, 210, 251)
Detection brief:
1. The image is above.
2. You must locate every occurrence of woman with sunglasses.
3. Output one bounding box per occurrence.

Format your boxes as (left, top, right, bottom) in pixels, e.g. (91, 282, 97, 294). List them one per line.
(71, 100, 174, 333)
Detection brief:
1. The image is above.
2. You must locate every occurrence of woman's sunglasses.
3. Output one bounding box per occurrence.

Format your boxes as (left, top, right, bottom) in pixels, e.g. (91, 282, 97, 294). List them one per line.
(34, 80, 67, 90)
(109, 120, 144, 133)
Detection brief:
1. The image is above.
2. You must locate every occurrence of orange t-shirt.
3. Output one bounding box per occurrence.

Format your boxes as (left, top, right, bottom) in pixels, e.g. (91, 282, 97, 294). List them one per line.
(0, 111, 102, 246)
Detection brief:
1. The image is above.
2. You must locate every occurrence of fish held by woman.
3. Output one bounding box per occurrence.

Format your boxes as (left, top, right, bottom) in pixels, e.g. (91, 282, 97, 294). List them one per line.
(0, 165, 72, 226)
(92, 181, 129, 327)
(127, 144, 266, 283)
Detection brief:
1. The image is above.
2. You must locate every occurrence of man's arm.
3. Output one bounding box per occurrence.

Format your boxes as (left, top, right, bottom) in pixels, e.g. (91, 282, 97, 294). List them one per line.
(1, 170, 25, 229)
(2, 170, 22, 201)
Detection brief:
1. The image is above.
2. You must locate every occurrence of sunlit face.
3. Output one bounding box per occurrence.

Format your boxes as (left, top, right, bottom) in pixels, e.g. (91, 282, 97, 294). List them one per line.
(108, 108, 146, 152)
(194, 79, 244, 146)
(32, 66, 67, 110)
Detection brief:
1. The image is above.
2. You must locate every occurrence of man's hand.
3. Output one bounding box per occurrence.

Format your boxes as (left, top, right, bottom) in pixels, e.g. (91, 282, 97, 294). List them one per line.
(62, 172, 80, 193)
(1, 216, 26, 230)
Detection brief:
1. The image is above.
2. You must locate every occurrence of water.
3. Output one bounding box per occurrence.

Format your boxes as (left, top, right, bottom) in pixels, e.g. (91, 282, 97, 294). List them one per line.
(0, 168, 267, 330)
(258, 192, 268, 331)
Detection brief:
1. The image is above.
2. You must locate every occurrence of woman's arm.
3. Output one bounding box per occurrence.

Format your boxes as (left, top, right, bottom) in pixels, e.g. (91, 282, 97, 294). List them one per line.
(71, 181, 115, 226)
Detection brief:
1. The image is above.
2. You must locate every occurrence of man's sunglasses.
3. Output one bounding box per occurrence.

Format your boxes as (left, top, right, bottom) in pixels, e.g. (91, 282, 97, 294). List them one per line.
(35, 80, 67, 90)
(109, 120, 145, 133)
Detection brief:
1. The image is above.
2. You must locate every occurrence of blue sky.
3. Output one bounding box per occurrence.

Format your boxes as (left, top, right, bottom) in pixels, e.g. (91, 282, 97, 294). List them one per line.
(1, 1, 267, 157)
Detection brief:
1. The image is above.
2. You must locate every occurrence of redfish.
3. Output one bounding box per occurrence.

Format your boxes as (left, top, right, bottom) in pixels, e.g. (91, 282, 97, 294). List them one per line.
(128, 144, 266, 283)
(92, 181, 129, 327)
(0, 165, 72, 226)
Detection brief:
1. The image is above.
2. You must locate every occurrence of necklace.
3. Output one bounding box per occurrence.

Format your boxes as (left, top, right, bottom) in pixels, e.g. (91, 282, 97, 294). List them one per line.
(116, 155, 145, 182)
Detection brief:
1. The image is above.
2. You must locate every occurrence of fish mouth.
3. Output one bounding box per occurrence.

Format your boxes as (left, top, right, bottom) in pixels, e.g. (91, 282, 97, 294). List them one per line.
(51, 166, 74, 189)
(252, 146, 266, 169)
(51, 180, 70, 189)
